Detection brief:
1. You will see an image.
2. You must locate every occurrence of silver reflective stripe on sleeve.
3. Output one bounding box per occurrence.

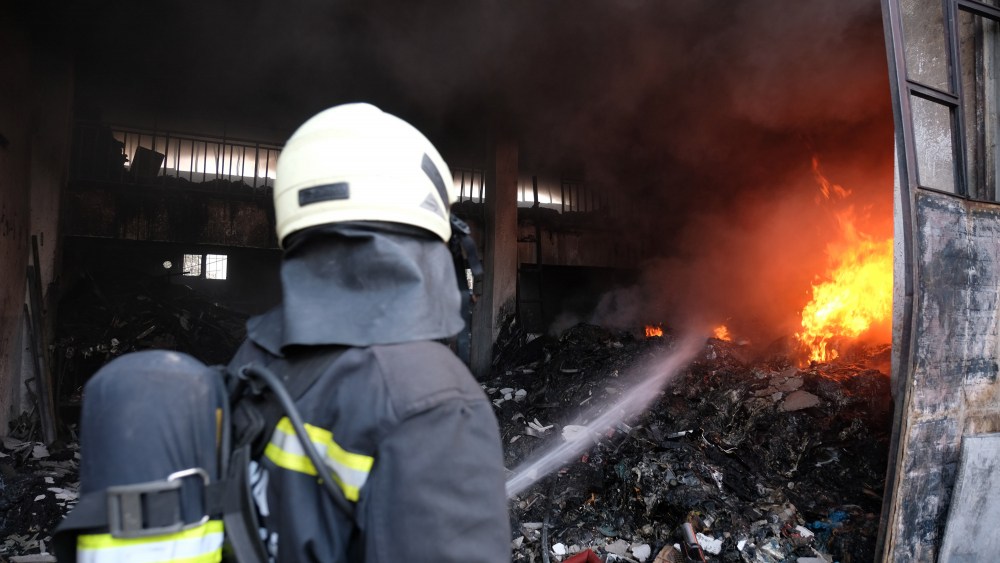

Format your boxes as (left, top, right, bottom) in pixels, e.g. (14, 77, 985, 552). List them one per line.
(77, 519, 223, 563)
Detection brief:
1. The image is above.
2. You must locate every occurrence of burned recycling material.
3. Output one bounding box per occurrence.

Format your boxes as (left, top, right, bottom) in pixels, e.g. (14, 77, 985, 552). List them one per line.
(53, 270, 249, 409)
(0, 271, 248, 561)
(494, 324, 891, 563)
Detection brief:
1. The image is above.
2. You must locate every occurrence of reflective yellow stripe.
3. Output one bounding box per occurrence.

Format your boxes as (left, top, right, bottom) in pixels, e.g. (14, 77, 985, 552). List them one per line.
(274, 418, 374, 471)
(77, 520, 223, 563)
(264, 417, 373, 501)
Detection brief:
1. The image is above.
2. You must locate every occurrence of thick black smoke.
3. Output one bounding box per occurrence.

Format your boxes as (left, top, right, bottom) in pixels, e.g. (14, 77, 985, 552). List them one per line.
(37, 0, 895, 341)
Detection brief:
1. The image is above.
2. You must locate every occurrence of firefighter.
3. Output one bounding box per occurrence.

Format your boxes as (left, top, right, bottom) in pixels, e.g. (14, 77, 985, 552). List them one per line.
(54, 103, 511, 563)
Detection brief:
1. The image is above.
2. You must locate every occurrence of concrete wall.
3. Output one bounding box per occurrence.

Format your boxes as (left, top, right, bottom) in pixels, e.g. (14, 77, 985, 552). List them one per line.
(0, 16, 74, 435)
(0, 20, 35, 433)
(61, 237, 282, 316)
(516, 222, 641, 269)
(64, 186, 277, 249)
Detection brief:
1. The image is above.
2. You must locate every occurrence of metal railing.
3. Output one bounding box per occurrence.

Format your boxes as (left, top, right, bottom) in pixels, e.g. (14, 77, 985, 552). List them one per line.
(70, 122, 284, 192)
(454, 167, 486, 203)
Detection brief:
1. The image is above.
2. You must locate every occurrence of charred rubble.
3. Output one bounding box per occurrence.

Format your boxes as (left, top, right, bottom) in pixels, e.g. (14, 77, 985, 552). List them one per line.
(492, 324, 891, 563)
(0, 272, 247, 561)
(53, 270, 249, 409)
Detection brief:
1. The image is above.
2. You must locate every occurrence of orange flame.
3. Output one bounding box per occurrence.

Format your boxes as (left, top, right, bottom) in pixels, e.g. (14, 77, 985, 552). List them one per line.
(795, 160, 892, 363)
(645, 325, 663, 338)
(713, 325, 731, 341)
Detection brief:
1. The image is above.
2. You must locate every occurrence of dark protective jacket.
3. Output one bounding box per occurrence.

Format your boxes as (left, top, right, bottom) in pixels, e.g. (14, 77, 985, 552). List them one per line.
(229, 223, 511, 563)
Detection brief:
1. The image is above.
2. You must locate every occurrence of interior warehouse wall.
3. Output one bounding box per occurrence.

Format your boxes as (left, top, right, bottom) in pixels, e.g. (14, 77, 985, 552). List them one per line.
(61, 237, 283, 317)
(0, 15, 74, 436)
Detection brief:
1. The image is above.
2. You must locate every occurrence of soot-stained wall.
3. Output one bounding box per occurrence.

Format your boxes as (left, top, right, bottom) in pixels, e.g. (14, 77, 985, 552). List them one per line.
(890, 190, 1000, 562)
(0, 18, 73, 435)
(65, 185, 277, 249)
(61, 237, 282, 316)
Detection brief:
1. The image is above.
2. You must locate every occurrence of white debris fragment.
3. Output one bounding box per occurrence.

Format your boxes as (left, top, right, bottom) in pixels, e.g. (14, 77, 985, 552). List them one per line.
(562, 425, 589, 442)
(795, 525, 815, 538)
(49, 488, 79, 501)
(667, 430, 692, 438)
(34, 494, 46, 501)
(504, 393, 513, 400)
(493, 398, 505, 407)
(604, 539, 629, 555)
(737, 540, 747, 551)
(512, 536, 524, 548)
(631, 543, 651, 562)
(514, 389, 527, 401)
(44, 477, 54, 484)
(527, 418, 553, 432)
(500, 388, 514, 394)
(552, 543, 566, 555)
(696, 533, 723, 555)
(111, 338, 120, 347)
(32, 445, 49, 459)
(522, 522, 543, 530)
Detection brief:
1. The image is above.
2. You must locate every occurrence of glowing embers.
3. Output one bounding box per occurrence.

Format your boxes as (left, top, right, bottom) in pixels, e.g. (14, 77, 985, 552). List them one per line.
(713, 325, 731, 341)
(645, 324, 663, 338)
(795, 158, 892, 363)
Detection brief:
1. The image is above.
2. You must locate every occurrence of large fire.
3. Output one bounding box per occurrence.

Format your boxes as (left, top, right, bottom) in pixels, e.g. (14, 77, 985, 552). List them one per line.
(795, 158, 892, 362)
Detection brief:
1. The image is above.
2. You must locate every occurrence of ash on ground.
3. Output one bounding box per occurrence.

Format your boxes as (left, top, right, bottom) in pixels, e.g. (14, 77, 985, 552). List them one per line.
(492, 324, 891, 563)
(0, 433, 79, 562)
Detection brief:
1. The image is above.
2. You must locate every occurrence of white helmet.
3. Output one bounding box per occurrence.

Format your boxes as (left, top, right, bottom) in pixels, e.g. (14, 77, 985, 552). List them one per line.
(273, 103, 455, 247)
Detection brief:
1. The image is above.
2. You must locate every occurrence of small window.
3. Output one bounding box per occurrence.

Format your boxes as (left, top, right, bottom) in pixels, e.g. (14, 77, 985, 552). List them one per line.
(183, 254, 202, 277)
(206, 254, 228, 280)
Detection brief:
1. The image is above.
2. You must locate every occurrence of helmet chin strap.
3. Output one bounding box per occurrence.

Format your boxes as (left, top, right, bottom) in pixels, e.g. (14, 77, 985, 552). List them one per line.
(449, 214, 483, 366)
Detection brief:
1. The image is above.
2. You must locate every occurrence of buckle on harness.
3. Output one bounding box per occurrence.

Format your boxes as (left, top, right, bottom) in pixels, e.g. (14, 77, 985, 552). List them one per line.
(107, 468, 211, 538)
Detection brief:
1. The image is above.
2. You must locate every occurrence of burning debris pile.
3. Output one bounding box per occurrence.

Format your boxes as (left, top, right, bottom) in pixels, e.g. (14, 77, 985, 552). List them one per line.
(493, 324, 891, 563)
(53, 272, 248, 406)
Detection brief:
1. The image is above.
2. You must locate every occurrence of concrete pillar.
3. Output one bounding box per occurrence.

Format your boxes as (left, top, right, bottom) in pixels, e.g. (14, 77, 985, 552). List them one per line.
(471, 138, 518, 378)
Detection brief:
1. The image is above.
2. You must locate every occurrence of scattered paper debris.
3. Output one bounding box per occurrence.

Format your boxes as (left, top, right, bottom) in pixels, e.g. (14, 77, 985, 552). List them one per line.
(695, 533, 722, 555)
(631, 543, 651, 562)
(562, 425, 589, 442)
(527, 418, 553, 432)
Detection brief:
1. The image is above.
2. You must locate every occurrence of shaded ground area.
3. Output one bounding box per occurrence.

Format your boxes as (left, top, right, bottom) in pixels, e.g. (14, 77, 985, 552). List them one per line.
(0, 435, 79, 561)
(491, 324, 891, 563)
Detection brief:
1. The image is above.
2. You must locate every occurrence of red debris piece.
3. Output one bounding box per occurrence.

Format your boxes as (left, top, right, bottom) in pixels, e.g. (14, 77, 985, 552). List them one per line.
(562, 549, 602, 563)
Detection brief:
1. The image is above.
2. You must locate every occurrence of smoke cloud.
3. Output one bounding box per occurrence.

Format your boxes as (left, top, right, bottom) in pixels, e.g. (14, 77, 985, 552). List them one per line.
(54, 0, 895, 343)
